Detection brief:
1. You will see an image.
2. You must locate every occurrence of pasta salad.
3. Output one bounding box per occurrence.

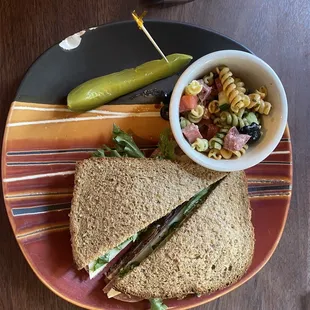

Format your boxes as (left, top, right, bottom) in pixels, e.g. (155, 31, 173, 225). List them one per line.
(179, 66, 272, 160)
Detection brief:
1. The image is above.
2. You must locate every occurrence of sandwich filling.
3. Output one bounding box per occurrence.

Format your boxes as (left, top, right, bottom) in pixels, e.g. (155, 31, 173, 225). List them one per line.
(88, 233, 138, 279)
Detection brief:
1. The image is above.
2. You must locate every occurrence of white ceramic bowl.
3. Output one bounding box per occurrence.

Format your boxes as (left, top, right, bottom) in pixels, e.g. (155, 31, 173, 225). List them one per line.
(170, 50, 288, 172)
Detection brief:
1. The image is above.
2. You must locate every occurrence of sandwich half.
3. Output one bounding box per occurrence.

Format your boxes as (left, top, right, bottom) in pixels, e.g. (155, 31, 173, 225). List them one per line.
(107, 171, 254, 299)
(70, 157, 226, 278)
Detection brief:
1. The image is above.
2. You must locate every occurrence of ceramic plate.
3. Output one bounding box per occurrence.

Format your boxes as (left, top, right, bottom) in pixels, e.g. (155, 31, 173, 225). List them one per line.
(1, 20, 292, 310)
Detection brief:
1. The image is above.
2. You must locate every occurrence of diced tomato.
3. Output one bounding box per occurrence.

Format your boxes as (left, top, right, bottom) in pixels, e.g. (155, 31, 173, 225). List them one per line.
(179, 95, 198, 113)
(205, 124, 220, 140)
(215, 78, 223, 92)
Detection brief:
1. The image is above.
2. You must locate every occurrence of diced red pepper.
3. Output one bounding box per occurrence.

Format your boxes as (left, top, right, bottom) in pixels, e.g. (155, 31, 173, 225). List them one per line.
(179, 95, 198, 113)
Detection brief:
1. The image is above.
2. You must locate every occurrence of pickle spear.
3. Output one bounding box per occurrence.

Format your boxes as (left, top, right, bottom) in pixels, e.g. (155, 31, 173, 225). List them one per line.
(67, 53, 193, 112)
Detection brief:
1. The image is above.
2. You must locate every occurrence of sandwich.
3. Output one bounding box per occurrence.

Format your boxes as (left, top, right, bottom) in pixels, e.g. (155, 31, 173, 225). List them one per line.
(69, 157, 226, 279)
(69, 125, 254, 307)
(105, 171, 254, 300)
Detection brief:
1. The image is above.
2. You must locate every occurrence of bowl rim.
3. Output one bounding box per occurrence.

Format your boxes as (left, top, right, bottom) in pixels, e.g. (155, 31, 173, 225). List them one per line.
(169, 50, 288, 172)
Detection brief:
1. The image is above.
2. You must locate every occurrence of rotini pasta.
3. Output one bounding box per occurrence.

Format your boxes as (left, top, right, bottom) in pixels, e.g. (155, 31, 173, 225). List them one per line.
(207, 148, 222, 160)
(203, 72, 214, 86)
(234, 78, 246, 94)
(256, 86, 267, 99)
(248, 93, 260, 109)
(248, 93, 272, 115)
(253, 100, 272, 115)
(237, 108, 245, 118)
(185, 80, 203, 96)
(208, 100, 220, 114)
(234, 77, 250, 108)
(188, 105, 205, 123)
(218, 127, 230, 134)
(208, 128, 228, 150)
(209, 136, 223, 150)
(231, 145, 249, 158)
(217, 67, 245, 113)
(212, 116, 222, 126)
(218, 91, 229, 106)
(210, 111, 222, 125)
(241, 94, 251, 108)
(203, 107, 211, 120)
(191, 138, 209, 152)
(180, 117, 191, 129)
(220, 148, 233, 159)
(220, 111, 248, 128)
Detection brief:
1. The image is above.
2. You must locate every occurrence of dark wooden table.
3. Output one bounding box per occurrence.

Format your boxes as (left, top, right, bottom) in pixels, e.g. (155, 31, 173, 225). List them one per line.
(0, 0, 309, 309)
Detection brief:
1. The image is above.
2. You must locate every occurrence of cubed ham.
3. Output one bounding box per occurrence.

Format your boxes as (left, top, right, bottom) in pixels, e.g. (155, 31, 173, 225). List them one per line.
(179, 95, 198, 113)
(215, 77, 223, 92)
(197, 79, 212, 103)
(182, 123, 203, 144)
(224, 127, 251, 151)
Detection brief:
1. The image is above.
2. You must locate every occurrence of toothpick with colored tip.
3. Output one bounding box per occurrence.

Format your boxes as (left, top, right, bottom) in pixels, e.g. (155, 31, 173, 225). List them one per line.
(132, 11, 169, 63)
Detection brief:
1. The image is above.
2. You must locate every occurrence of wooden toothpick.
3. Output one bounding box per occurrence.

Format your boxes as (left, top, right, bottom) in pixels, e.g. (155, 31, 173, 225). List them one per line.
(132, 10, 169, 63)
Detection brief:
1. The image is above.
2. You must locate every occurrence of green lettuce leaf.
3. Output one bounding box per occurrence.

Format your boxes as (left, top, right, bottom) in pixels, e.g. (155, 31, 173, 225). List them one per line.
(92, 252, 110, 271)
(116, 233, 138, 250)
(92, 124, 144, 158)
(92, 145, 122, 158)
(149, 298, 168, 310)
(92, 148, 106, 157)
(157, 128, 177, 160)
(112, 124, 144, 158)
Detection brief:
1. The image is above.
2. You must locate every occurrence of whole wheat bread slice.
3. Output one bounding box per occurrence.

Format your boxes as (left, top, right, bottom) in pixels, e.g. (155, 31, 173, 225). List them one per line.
(70, 157, 226, 269)
(114, 171, 255, 299)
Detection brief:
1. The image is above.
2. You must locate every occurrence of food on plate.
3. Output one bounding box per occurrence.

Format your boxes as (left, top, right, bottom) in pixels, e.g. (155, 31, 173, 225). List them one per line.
(67, 53, 193, 112)
(69, 157, 226, 278)
(179, 94, 198, 113)
(179, 66, 273, 160)
(105, 171, 254, 299)
(185, 80, 203, 96)
(191, 138, 209, 152)
(92, 124, 145, 159)
(188, 105, 204, 123)
(103, 184, 222, 297)
(69, 125, 254, 309)
(149, 298, 168, 310)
